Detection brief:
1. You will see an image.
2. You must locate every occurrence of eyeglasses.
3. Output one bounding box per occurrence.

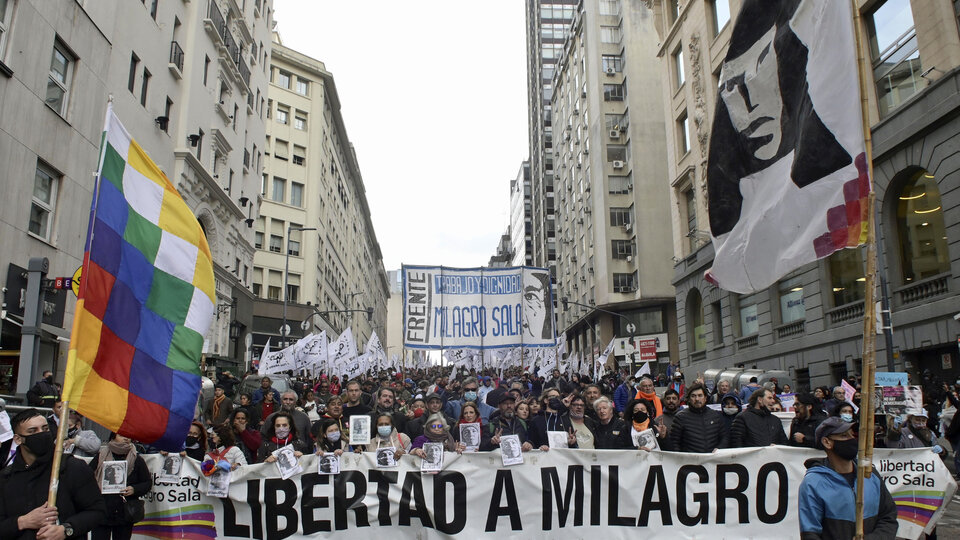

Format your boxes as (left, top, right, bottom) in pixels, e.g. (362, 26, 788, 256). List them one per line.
(429, 424, 445, 429)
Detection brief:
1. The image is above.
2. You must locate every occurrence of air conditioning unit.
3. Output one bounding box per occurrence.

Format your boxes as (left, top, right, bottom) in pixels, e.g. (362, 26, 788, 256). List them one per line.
(605, 67, 616, 76)
(584, 207, 591, 214)
(583, 148, 589, 155)
(612, 160, 625, 169)
(577, 217, 583, 224)
(609, 130, 620, 139)
(624, 222, 633, 232)
(581, 90, 587, 98)
(580, 276, 586, 282)
(587, 266, 594, 273)
(626, 255, 633, 262)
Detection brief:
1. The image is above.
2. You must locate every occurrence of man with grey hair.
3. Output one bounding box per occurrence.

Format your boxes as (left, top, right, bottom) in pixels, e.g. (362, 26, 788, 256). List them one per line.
(444, 377, 495, 423)
(824, 386, 846, 416)
(261, 390, 312, 447)
(592, 397, 632, 449)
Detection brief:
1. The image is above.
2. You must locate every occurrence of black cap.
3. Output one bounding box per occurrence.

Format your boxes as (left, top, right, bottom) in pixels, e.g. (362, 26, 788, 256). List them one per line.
(425, 393, 442, 402)
(814, 416, 855, 449)
(497, 393, 517, 406)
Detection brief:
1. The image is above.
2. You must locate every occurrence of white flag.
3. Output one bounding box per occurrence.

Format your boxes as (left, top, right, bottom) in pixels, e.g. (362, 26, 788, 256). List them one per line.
(597, 337, 616, 366)
(328, 328, 358, 367)
(257, 339, 272, 376)
(365, 331, 385, 362)
(299, 332, 328, 375)
(260, 344, 296, 375)
(636, 362, 651, 378)
(706, 0, 868, 294)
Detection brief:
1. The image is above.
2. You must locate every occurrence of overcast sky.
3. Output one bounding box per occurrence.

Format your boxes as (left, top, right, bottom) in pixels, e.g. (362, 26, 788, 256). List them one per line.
(272, 1, 529, 271)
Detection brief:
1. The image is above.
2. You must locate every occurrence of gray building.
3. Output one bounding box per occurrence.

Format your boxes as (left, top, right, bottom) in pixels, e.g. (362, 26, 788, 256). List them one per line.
(654, 0, 960, 389)
(510, 161, 533, 266)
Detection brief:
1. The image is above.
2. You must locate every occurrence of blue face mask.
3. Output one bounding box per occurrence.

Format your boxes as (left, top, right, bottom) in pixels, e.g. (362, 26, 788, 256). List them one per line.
(377, 426, 393, 438)
(840, 413, 854, 423)
(463, 391, 477, 402)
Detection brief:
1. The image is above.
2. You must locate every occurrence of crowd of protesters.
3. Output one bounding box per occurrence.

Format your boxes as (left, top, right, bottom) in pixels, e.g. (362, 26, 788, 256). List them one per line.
(2, 365, 959, 538)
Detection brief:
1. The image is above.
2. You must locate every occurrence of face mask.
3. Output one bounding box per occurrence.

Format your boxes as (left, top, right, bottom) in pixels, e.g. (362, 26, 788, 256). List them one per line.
(413, 408, 424, 418)
(840, 413, 854, 423)
(185, 436, 199, 447)
(275, 427, 291, 439)
(377, 426, 393, 438)
(723, 407, 739, 415)
(632, 411, 649, 424)
(548, 398, 563, 411)
(326, 431, 341, 442)
(22, 431, 55, 461)
(67, 427, 80, 439)
(45, 375, 54, 384)
(831, 437, 859, 461)
(463, 391, 478, 402)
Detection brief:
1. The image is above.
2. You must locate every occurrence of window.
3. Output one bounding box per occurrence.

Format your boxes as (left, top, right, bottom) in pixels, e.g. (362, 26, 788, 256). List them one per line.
(606, 145, 628, 163)
(128, 53, 140, 93)
(274, 139, 288, 159)
(47, 39, 74, 116)
(896, 169, 950, 281)
(867, 0, 922, 116)
(254, 231, 264, 249)
(149, 0, 158, 20)
(267, 285, 281, 300)
(286, 279, 299, 303)
(275, 69, 290, 88)
(605, 113, 627, 132)
(599, 0, 619, 16)
(290, 182, 304, 207)
(828, 247, 865, 306)
(293, 145, 305, 166)
(667, 0, 680, 24)
(162, 97, 173, 133)
(603, 83, 625, 101)
(276, 106, 288, 124)
(253, 267, 263, 297)
(30, 162, 59, 239)
(711, 301, 723, 346)
(711, 0, 731, 36)
(266, 98, 272, 119)
(272, 177, 286, 202)
(687, 289, 705, 352)
(778, 276, 805, 324)
(609, 175, 631, 194)
(294, 114, 306, 130)
(0, 0, 12, 59)
(203, 55, 210, 86)
(673, 46, 685, 88)
(677, 110, 690, 155)
(684, 188, 697, 253)
(269, 234, 283, 253)
(140, 67, 151, 106)
(600, 25, 621, 44)
(601, 55, 622, 73)
(738, 293, 759, 336)
(295, 78, 308, 95)
(609, 207, 632, 227)
(612, 272, 637, 293)
(287, 236, 300, 256)
(611, 239, 635, 259)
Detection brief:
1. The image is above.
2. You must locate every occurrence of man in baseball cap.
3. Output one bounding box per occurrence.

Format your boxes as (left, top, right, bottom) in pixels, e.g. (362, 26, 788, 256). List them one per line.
(798, 417, 898, 539)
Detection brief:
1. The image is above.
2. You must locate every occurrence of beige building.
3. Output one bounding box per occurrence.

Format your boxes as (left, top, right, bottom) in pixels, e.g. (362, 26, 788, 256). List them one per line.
(653, 0, 960, 388)
(551, 0, 677, 372)
(0, 0, 273, 390)
(253, 34, 388, 356)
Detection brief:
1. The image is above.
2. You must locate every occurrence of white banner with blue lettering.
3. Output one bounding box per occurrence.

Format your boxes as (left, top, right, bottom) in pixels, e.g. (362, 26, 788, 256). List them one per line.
(402, 265, 555, 349)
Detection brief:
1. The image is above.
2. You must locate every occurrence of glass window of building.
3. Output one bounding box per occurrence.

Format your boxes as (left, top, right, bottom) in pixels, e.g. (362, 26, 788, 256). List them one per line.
(612, 272, 637, 293)
(609, 207, 632, 227)
(290, 182, 304, 207)
(683, 188, 697, 253)
(688, 289, 705, 352)
(30, 162, 59, 239)
(276, 106, 288, 125)
(600, 25, 621, 44)
(611, 239, 635, 259)
(867, 0, 921, 116)
(673, 46, 685, 88)
(609, 175, 631, 194)
(0, 0, 13, 59)
(254, 231, 264, 249)
(828, 248, 865, 306)
(47, 39, 74, 117)
(295, 78, 308, 95)
(602, 55, 623, 73)
(276, 69, 291, 88)
(616, 307, 665, 335)
(896, 170, 950, 281)
(603, 83, 625, 101)
(667, 0, 680, 24)
(294, 113, 306, 130)
(269, 234, 282, 253)
(711, 0, 731, 37)
(738, 293, 760, 336)
(778, 276, 805, 324)
(606, 145, 628, 163)
(599, 0, 619, 16)
(272, 177, 286, 202)
(677, 111, 690, 155)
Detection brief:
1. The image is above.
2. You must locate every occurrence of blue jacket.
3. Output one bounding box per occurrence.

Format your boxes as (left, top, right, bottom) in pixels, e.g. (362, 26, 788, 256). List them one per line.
(444, 398, 496, 424)
(613, 383, 632, 412)
(252, 387, 281, 404)
(798, 458, 898, 540)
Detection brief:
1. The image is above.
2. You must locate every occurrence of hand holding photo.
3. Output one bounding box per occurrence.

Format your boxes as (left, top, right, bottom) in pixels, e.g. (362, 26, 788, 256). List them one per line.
(547, 430, 569, 449)
(500, 435, 523, 466)
(206, 469, 231, 498)
(101, 461, 128, 494)
(318, 453, 340, 475)
(159, 454, 183, 483)
(273, 445, 303, 480)
(376, 446, 398, 468)
(420, 442, 444, 473)
(633, 428, 660, 451)
(350, 415, 371, 445)
(459, 423, 480, 452)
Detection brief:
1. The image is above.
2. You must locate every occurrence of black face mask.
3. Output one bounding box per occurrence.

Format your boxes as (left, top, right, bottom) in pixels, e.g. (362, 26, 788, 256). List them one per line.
(22, 431, 55, 462)
(831, 437, 859, 461)
(185, 436, 199, 447)
(548, 398, 563, 411)
(45, 376, 54, 384)
(632, 411, 649, 424)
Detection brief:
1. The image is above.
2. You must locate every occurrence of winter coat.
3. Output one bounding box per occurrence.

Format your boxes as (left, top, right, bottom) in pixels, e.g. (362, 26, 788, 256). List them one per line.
(666, 405, 728, 452)
(0, 453, 105, 539)
(798, 458, 898, 539)
(480, 416, 529, 451)
(729, 407, 789, 448)
(528, 411, 576, 448)
(257, 438, 308, 462)
(790, 411, 827, 449)
(89, 451, 152, 526)
(613, 383, 632, 413)
(444, 399, 496, 424)
(592, 418, 633, 449)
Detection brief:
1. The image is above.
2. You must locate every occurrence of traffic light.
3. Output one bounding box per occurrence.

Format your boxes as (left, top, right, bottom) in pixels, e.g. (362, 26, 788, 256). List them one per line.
(561, 297, 569, 310)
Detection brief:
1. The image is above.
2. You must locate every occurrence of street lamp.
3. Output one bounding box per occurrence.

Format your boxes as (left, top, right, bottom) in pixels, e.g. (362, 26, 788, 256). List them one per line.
(282, 226, 316, 346)
(301, 305, 374, 334)
(560, 297, 636, 373)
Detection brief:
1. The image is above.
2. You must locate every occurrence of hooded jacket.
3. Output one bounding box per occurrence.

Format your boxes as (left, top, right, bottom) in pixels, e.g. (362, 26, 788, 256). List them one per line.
(719, 392, 742, 431)
(729, 406, 788, 447)
(798, 458, 898, 539)
(665, 404, 728, 452)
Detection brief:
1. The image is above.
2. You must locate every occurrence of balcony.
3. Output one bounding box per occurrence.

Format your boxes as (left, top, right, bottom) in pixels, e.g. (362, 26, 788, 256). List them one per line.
(827, 301, 864, 326)
(776, 320, 805, 340)
(896, 273, 949, 306)
(736, 334, 758, 350)
(237, 57, 251, 89)
(204, 1, 227, 45)
(168, 41, 185, 79)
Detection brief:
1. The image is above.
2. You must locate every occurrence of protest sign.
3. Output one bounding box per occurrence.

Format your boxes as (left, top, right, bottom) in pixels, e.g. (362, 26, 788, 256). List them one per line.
(133, 448, 956, 539)
(877, 386, 923, 417)
(875, 372, 909, 387)
(102, 461, 128, 494)
(402, 265, 555, 349)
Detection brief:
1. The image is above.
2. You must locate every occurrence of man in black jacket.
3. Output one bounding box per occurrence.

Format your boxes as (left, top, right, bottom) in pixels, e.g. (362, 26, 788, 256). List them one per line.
(0, 409, 106, 540)
(592, 397, 632, 449)
(666, 383, 728, 452)
(730, 387, 789, 447)
(26, 372, 60, 408)
(528, 388, 576, 448)
(790, 393, 826, 448)
(480, 394, 533, 452)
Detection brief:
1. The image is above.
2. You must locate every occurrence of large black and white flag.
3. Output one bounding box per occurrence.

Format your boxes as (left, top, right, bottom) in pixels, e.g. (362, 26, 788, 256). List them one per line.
(707, 0, 869, 294)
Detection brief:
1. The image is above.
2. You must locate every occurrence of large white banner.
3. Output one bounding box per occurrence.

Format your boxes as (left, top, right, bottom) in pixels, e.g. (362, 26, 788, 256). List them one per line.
(132, 448, 954, 539)
(402, 265, 555, 349)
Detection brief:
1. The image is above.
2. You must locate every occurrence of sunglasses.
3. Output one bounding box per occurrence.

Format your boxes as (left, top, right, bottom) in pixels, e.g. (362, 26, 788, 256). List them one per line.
(429, 424, 445, 429)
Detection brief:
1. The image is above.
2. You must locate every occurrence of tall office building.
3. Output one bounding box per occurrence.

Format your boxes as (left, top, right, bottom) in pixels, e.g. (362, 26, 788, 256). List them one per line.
(653, 0, 960, 388)
(550, 0, 677, 372)
(0, 0, 273, 391)
(510, 161, 534, 266)
(253, 34, 389, 356)
(526, 0, 578, 280)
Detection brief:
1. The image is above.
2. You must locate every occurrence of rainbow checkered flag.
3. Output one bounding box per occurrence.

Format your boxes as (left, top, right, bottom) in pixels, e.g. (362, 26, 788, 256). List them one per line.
(64, 105, 215, 450)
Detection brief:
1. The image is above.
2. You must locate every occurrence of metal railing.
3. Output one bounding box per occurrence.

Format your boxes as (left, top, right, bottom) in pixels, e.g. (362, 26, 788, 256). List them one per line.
(207, 0, 227, 41)
(237, 58, 250, 88)
(827, 301, 864, 326)
(169, 41, 184, 72)
(736, 334, 758, 350)
(776, 320, 805, 340)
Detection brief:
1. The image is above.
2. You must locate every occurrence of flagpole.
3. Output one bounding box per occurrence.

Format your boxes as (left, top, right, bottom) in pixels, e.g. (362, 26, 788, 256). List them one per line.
(851, 1, 878, 538)
(47, 400, 70, 505)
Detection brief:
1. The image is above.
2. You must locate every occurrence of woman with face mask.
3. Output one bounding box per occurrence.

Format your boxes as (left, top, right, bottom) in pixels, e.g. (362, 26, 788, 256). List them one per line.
(183, 421, 208, 461)
(257, 412, 308, 463)
(63, 411, 101, 458)
(89, 433, 151, 539)
(313, 418, 348, 456)
(625, 398, 666, 450)
(228, 409, 261, 464)
(358, 414, 410, 460)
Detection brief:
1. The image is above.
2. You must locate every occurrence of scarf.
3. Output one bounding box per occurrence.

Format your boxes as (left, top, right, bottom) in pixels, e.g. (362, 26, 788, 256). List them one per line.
(212, 395, 226, 420)
(271, 433, 294, 447)
(95, 441, 137, 488)
(634, 390, 663, 417)
(632, 418, 650, 432)
(424, 427, 455, 450)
